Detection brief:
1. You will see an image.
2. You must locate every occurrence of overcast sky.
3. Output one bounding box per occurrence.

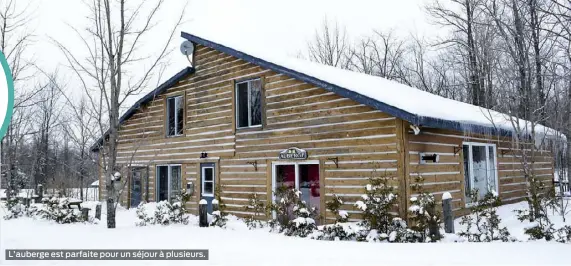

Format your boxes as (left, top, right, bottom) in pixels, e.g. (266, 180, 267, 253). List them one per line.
(27, 0, 439, 107)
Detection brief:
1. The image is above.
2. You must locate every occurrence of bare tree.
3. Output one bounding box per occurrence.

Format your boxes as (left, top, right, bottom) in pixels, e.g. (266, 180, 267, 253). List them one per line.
(30, 73, 63, 187)
(427, 0, 489, 107)
(0, 0, 38, 200)
(53, 0, 186, 228)
(349, 29, 407, 80)
(307, 18, 352, 69)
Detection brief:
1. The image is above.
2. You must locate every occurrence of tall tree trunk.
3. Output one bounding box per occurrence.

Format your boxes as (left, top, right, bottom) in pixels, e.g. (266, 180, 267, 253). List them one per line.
(466, 0, 482, 106)
(529, 0, 545, 120)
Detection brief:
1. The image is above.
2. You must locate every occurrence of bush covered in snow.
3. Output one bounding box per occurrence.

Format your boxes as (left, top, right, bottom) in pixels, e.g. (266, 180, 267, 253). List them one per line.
(2, 195, 26, 220)
(243, 193, 267, 229)
(135, 193, 190, 226)
(408, 176, 442, 242)
(268, 186, 299, 230)
(268, 186, 318, 237)
(554, 225, 571, 243)
(209, 186, 229, 228)
(516, 189, 571, 243)
(209, 199, 228, 228)
(350, 175, 425, 243)
(311, 223, 359, 241)
(37, 197, 84, 224)
(459, 190, 512, 242)
(326, 194, 349, 223)
(284, 204, 317, 237)
(309, 194, 357, 241)
(354, 176, 400, 237)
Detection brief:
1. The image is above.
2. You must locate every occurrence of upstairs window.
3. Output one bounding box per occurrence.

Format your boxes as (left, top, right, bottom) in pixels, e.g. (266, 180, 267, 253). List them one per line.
(236, 79, 262, 128)
(166, 95, 183, 136)
(463, 142, 498, 204)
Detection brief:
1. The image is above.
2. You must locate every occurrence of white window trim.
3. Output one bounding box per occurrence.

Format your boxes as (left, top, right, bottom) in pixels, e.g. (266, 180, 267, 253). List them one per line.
(156, 164, 182, 202)
(166, 96, 183, 137)
(201, 166, 215, 197)
(271, 160, 319, 218)
(463, 142, 499, 207)
(235, 79, 262, 129)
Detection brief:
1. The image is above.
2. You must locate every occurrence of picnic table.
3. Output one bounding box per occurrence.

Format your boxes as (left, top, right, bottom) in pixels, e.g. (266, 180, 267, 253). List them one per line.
(67, 198, 83, 209)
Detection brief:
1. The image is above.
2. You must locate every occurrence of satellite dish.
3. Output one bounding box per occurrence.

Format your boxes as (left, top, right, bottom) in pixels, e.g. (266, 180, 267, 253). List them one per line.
(180, 41, 194, 56)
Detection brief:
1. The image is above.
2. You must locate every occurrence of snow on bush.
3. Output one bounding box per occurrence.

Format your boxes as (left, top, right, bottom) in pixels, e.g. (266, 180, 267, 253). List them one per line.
(210, 209, 228, 228)
(36, 197, 84, 224)
(2, 188, 27, 220)
(326, 194, 349, 223)
(268, 186, 318, 237)
(309, 194, 358, 241)
(310, 222, 360, 241)
(554, 225, 571, 243)
(285, 205, 317, 238)
(354, 176, 402, 239)
(209, 190, 229, 228)
(2, 199, 26, 220)
(408, 176, 442, 242)
(516, 189, 571, 243)
(135, 193, 190, 226)
(243, 193, 267, 229)
(350, 175, 425, 243)
(458, 190, 512, 242)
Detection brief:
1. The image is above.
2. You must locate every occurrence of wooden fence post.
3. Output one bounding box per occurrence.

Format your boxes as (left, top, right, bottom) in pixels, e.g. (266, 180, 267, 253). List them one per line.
(95, 204, 102, 220)
(23, 197, 30, 207)
(199, 199, 208, 227)
(442, 192, 454, 234)
(37, 184, 44, 200)
(81, 208, 90, 221)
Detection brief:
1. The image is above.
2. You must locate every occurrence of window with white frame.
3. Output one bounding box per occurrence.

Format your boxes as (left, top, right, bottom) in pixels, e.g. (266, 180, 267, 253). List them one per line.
(156, 165, 181, 202)
(235, 79, 262, 128)
(462, 142, 498, 204)
(201, 166, 215, 197)
(166, 95, 183, 136)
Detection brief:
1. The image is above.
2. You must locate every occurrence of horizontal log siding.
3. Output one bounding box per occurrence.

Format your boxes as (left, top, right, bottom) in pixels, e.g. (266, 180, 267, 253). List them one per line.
(406, 128, 554, 217)
(100, 44, 401, 219)
(228, 46, 399, 220)
(98, 43, 554, 223)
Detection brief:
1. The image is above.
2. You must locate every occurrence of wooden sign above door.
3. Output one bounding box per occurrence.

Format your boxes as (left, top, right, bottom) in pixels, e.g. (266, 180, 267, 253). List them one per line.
(278, 147, 308, 160)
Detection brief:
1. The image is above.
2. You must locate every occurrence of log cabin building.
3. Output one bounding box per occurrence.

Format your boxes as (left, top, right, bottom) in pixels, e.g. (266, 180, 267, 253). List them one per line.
(92, 31, 559, 222)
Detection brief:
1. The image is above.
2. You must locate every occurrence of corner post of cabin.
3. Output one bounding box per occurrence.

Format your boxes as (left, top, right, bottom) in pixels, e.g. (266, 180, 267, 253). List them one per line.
(395, 118, 410, 220)
(319, 159, 326, 224)
(265, 159, 272, 220)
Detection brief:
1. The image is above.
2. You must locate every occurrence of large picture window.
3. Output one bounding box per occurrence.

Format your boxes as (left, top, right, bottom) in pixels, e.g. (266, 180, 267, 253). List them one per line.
(235, 79, 262, 128)
(463, 142, 498, 204)
(156, 165, 181, 202)
(272, 162, 320, 221)
(166, 95, 183, 136)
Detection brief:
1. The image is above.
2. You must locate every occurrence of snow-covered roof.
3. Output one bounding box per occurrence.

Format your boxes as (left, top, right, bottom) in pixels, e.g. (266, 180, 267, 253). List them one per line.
(91, 29, 563, 152)
(90, 180, 99, 187)
(181, 30, 563, 140)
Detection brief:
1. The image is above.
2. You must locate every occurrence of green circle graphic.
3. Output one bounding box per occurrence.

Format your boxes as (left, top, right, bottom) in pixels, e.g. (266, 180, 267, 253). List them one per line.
(0, 50, 14, 141)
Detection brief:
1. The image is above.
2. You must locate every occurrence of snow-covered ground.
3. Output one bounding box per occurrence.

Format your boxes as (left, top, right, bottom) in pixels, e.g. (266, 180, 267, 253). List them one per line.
(0, 188, 99, 201)
(1, 201, 570, 266)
